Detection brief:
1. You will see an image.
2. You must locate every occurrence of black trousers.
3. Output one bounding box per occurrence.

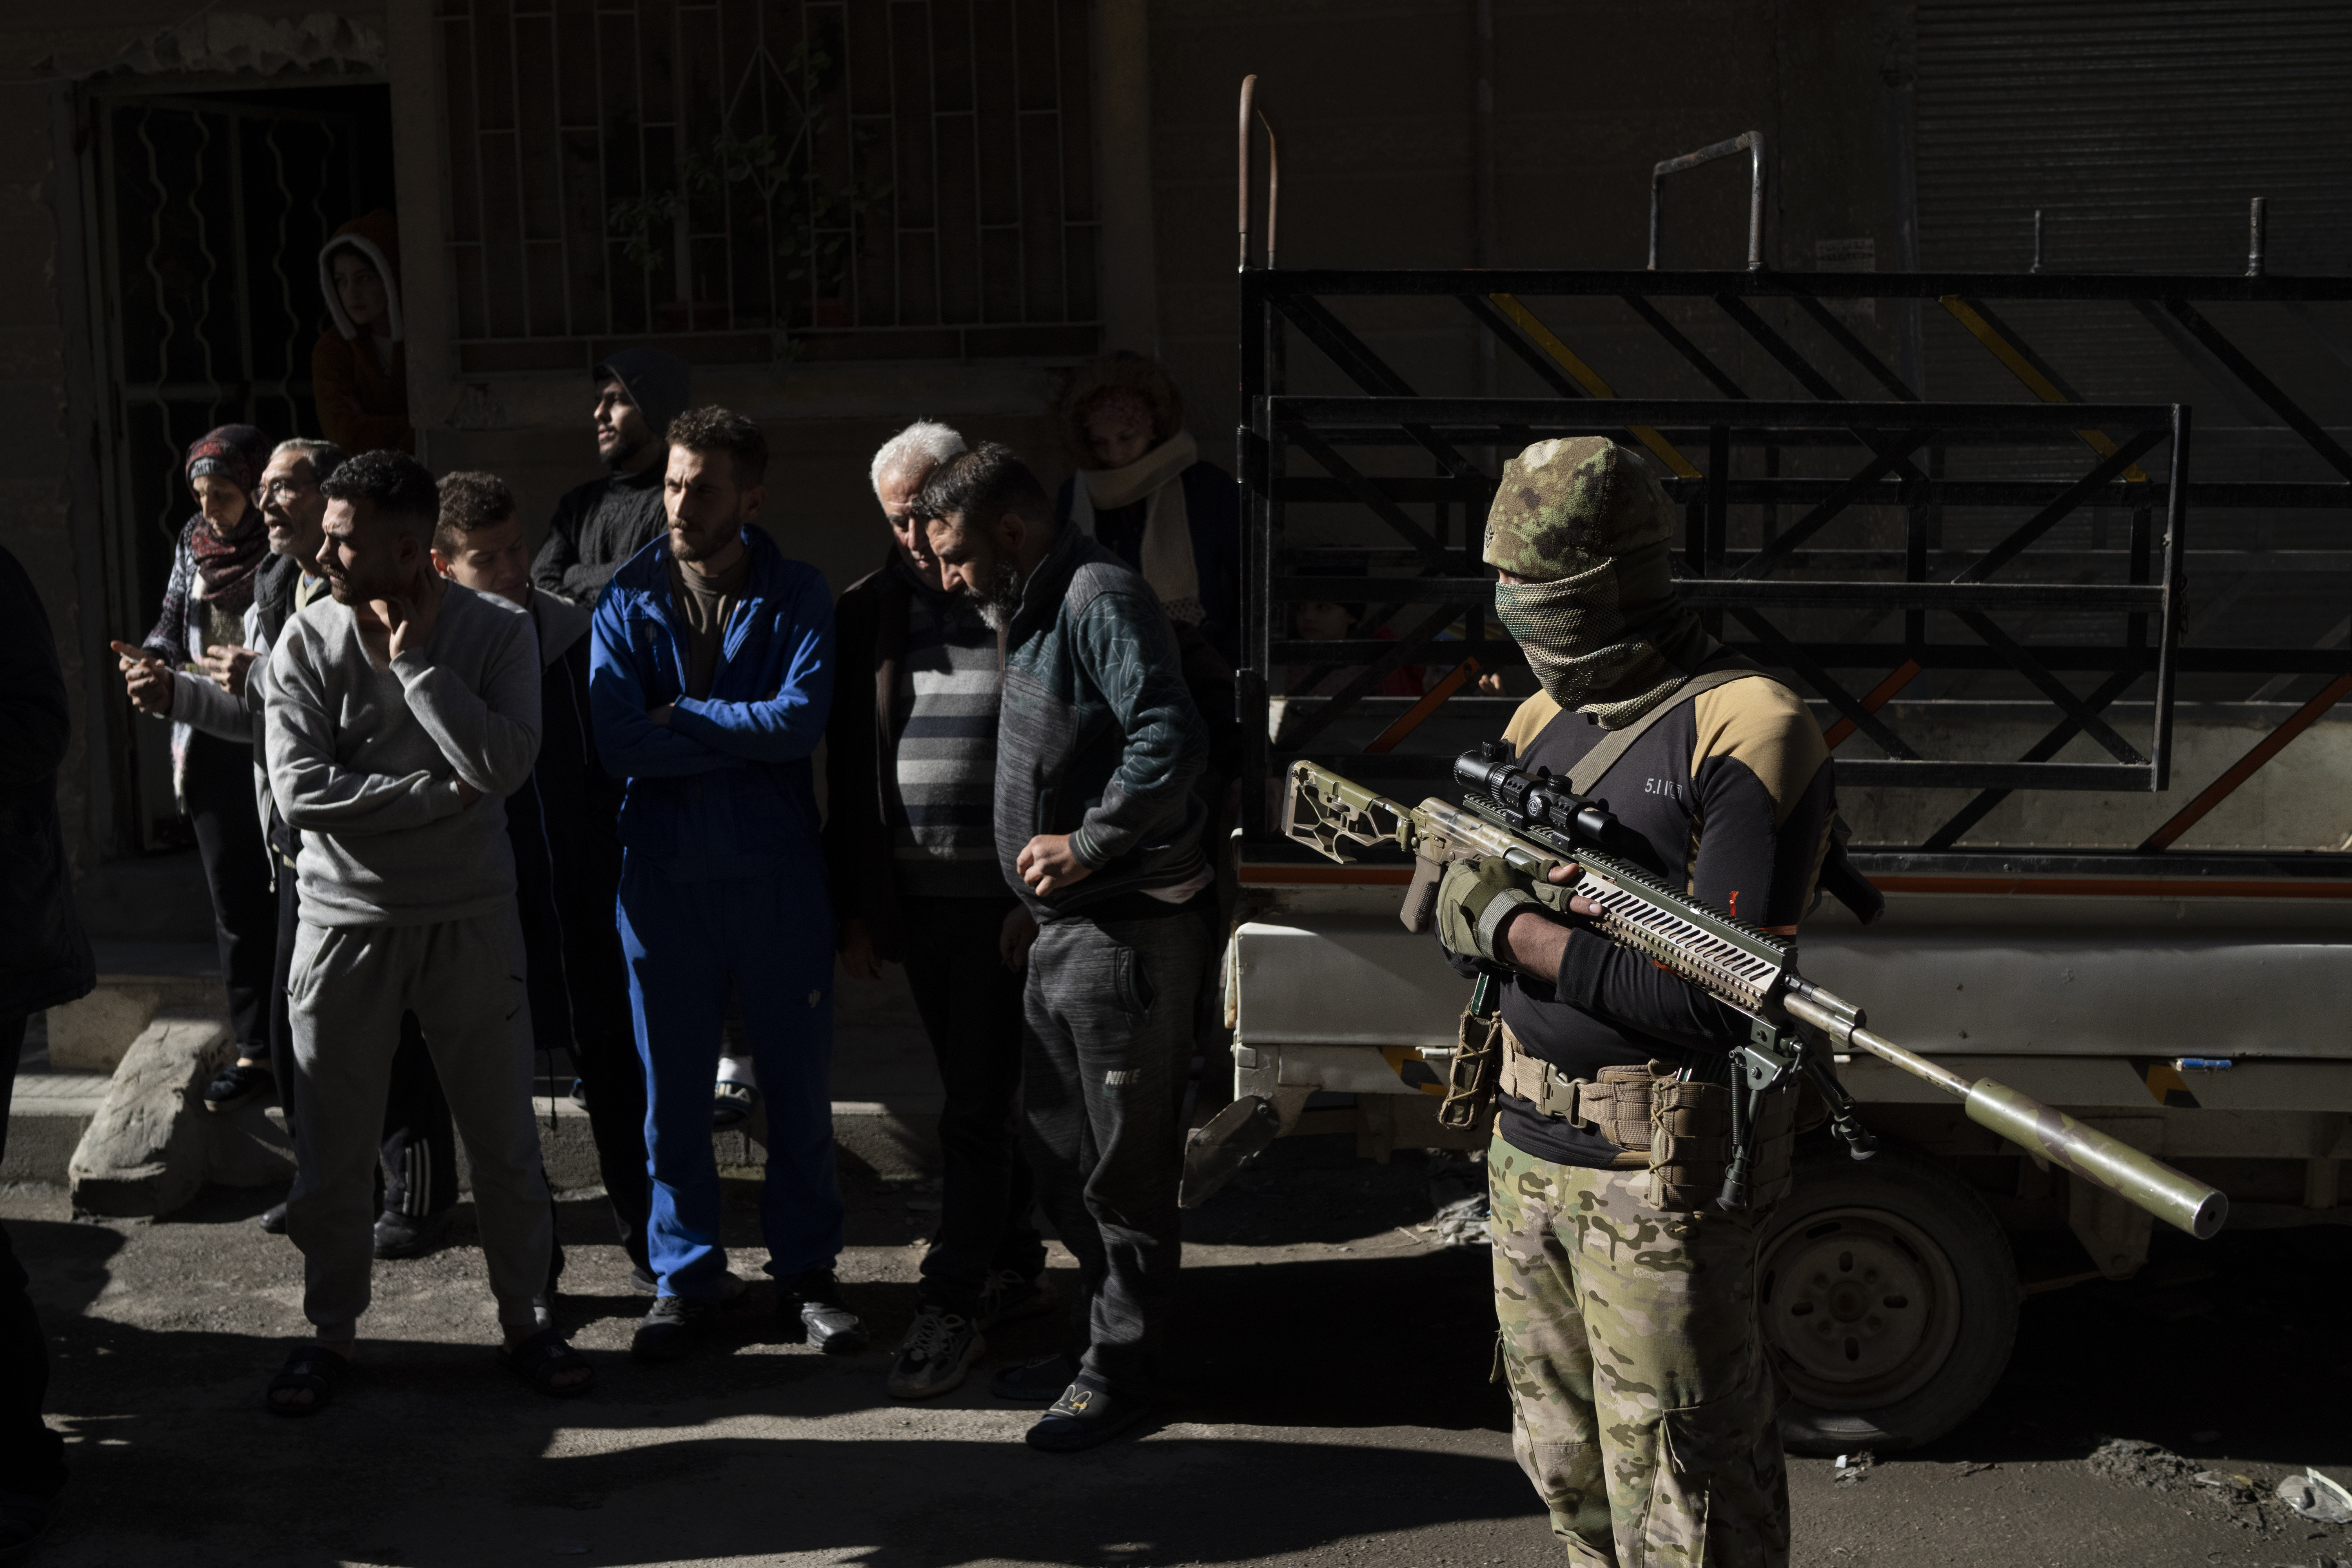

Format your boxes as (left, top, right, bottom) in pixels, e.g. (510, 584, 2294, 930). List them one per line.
(264, 861, 454, 1219)
(1021, 906, 1212, 1394)
(901, 896, 1045, 1316)
(0, 1016, 66, 1498)
(516, 837, 651, 1275)
(183, 734, 277, 1062)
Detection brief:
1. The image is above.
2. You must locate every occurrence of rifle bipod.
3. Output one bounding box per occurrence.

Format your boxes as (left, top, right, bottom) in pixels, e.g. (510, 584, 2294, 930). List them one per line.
(1715, 1018, 1878, 1213)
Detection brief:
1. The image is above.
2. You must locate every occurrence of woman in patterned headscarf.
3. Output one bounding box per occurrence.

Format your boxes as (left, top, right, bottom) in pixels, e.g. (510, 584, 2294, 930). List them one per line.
(113, 423, 281, 1095)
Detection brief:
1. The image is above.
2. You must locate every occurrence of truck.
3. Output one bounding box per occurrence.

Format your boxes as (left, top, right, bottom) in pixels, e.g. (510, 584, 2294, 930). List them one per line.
(1205, 94, 2352, 1454)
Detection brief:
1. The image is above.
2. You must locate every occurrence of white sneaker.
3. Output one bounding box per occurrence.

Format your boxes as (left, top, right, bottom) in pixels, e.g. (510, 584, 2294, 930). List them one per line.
(887, 1303, 982, 1399)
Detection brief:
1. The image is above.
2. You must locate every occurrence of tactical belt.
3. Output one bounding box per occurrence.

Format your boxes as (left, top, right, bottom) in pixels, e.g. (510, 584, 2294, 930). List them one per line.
(1497, 1024, 1654, 1169)
(1498, 1023, 1801, 1203)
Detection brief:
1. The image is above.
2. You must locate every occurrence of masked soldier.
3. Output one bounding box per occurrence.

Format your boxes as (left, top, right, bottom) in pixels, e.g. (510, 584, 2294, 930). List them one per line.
(1434, 436, 1838, 1567)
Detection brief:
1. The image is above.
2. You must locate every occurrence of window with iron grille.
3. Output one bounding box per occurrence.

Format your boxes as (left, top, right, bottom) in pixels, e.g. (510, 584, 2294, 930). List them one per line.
(439, 0, 1100, 372)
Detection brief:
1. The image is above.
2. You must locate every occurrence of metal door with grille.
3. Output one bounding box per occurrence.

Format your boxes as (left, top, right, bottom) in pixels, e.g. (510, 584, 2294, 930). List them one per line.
(89, 91, 361, 846)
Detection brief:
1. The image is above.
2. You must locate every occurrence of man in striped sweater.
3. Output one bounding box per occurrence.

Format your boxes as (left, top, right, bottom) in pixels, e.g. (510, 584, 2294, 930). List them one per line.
(826, 422, 1052, 1401)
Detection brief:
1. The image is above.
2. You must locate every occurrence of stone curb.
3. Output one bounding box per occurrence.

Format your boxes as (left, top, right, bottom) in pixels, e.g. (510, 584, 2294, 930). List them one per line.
(66, 1011, 234, 1217)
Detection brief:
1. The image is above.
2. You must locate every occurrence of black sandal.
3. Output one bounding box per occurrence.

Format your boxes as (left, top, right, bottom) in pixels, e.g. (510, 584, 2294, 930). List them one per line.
(264, 1344, 348, 1417)
(502, 1328, 595, 1398)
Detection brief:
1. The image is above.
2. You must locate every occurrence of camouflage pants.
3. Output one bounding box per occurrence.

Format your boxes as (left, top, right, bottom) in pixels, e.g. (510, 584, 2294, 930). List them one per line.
(1489, 1135, 1788, 1567)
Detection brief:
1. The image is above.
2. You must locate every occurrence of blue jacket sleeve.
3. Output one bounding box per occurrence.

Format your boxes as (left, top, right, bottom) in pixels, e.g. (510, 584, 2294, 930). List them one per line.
(588, 587, 737, 779)
(666, 573, 836, 764)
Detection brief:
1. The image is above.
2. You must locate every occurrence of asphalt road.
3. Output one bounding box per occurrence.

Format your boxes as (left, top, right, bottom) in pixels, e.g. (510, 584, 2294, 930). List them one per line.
(7, 1136, 2348, 1568)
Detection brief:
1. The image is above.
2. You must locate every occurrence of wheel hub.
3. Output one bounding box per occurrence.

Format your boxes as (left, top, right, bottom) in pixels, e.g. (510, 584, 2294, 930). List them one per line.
(1760, 1207, 1963, 1410)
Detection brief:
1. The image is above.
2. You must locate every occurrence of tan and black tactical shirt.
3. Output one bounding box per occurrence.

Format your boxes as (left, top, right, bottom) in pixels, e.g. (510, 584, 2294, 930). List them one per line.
(1456, 651, 1838, 1168)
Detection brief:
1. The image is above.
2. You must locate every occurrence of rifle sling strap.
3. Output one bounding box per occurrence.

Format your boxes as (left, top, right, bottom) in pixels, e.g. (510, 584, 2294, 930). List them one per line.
(1563, 661, 1769, 798)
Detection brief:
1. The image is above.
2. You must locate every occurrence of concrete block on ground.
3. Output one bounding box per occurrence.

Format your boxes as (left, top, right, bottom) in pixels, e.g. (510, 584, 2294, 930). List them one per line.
(45, 989, 160, 1073)
(67, 1011, 234, 1218)
(3, 1072, 111, 1187)
(46, 942, 229, 1073)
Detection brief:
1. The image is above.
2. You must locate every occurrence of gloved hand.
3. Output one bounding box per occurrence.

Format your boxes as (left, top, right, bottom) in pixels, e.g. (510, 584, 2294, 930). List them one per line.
(1435, 856, 1539, 965)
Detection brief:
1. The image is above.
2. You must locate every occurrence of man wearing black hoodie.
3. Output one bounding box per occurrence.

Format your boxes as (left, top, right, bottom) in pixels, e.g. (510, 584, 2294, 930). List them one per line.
(531, 348, 691, 607)
(922, 444, 1213, 1454)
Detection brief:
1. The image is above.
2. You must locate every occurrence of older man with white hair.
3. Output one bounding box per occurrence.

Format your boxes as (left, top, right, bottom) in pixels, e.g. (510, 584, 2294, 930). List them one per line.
(824, 420, 1052, 1399)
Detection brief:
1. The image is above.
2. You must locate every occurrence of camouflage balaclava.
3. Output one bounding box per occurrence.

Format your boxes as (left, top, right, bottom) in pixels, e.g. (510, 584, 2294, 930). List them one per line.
(1485, 436, 1705, 728)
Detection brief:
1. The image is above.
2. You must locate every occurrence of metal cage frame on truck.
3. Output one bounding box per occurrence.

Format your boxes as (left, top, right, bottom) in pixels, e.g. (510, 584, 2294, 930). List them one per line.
(1231, 94, 2352, 878)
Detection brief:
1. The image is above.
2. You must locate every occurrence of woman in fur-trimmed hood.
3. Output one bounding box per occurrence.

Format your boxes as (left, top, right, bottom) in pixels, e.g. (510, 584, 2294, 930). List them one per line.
(1049, 351, 1242, 666)
(311, 209, 413, 456)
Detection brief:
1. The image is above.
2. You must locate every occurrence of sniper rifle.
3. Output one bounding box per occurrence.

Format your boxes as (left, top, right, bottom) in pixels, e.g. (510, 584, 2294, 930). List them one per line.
(1257, 746, 2227, 1240)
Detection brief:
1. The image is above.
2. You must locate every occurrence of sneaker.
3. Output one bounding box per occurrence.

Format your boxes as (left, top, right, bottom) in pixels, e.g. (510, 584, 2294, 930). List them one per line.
(373, 1207, 453, 1260)
(979, 1267, 1058, 1328)
(1025, 1375, 1154, 1452)
(202, 1062, 274, 1114)
(257, 1201, 288, 1235)
(628, 1264, 659, 1295)
(713, 1082, 759, 1130)
(989, 1351, 1080, 1403)
(779, 1268, 867, 1354)
(568, 1078, 589, 1112)
(631, 1295, 719, 1363)
(887, 1303, 983, 1400)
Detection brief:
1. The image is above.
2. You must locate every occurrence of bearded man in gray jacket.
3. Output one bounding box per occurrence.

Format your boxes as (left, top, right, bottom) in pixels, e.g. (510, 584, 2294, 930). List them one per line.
(923, 443, 1212, 1454)
(261, 450, 592, 1414)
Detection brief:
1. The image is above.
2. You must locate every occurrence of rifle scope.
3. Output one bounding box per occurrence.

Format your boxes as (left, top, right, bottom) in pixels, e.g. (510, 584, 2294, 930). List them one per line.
(1453, 742, 1617, 844)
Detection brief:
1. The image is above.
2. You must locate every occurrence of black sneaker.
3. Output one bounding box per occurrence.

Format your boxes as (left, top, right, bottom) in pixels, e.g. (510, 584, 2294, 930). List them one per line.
(202, 1062, 274, 1114)
(989, 1351, 1080, 1403)
(979, 1267, 1057, 1328)
(373, 1208, 453, 1260)
(1026, 1375, 1154, 1452)
(628, 1264, 659, 1295)
(887, 1303, 982, 1400)
(779, 1268, 866, 1354)
(631, 1296, 718, 1363)
(258, 1201, 288, 1235)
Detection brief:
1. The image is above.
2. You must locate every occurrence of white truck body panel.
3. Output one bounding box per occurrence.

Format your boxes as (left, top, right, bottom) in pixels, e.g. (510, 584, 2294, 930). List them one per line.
(1229, 885, 2352, 1145)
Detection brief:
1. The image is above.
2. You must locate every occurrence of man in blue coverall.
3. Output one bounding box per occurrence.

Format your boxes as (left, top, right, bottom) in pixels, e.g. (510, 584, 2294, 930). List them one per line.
(588, 405, 866, 1362)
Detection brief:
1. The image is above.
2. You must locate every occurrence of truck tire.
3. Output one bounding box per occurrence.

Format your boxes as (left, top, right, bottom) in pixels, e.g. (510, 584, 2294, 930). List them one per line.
(1758, 1148, 2018, 1455)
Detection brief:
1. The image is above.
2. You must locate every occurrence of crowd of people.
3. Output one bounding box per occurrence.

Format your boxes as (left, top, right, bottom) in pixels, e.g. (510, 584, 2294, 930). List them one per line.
(0, 269, 1844, 1563)
(14, 301, 1252, 1487)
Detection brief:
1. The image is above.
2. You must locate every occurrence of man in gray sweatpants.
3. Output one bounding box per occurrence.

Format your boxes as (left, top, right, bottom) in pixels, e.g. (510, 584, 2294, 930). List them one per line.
(262, 450, 592, 1413)
(922, 443, 1213, 1453)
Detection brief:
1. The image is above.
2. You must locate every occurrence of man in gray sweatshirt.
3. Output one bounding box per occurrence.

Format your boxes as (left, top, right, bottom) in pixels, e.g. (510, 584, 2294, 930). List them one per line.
(261, 450, 592, 1413)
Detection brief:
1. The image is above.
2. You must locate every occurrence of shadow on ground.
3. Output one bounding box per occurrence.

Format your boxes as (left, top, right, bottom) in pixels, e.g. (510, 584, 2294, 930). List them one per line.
(1902, 1220, 2352, 1472)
